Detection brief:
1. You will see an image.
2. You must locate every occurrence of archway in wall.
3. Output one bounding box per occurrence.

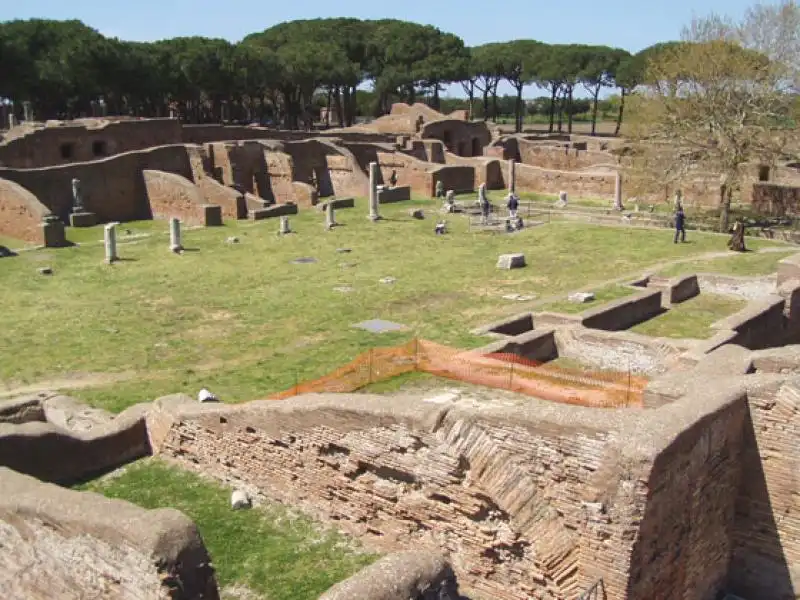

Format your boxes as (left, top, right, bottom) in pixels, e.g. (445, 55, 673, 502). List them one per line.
(472, 138, 482, 157)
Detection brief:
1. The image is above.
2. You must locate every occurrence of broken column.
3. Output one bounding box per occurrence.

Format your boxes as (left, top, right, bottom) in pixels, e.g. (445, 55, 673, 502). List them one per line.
(279, 216, 291, 235)
(368, 162, 380, 221)
(22, 101, 33, 123)
(325, 203, 336, 230)
(613, 171, 623, 210)
(507, 159, 516, 193)
(169, 217, 182, 252)
(104, 223, 118, 263)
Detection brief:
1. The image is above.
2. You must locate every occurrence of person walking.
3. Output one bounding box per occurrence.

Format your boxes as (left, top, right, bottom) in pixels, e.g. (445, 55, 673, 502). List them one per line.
(674, 206, 686, 243)
(507, 192, 519, 220)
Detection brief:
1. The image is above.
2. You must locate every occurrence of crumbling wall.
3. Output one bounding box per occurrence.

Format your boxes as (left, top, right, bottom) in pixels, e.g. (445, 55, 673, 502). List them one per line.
(752, 182, 800, 216)
(0, 144, 198, 223)
(517, 139, 614, 171)
(143, 170, 219, 226)
(0, 118, 183, 168)
(0, 467, 219, 600)
(0, 177, 52, 244)
(515, 163, 615, 200)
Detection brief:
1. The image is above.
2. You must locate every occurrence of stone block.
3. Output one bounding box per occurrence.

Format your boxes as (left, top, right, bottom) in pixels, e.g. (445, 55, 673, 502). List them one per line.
(377, 186, 412, 204)
(202, 204, 223, 227)
(41, 220, 67, 248)
(69, 212, 97, 228)
(569, 292, 595, 304)
(250, 203, 298, 220)
(317, 198, 355, 211)
(496, 253, 526, 269)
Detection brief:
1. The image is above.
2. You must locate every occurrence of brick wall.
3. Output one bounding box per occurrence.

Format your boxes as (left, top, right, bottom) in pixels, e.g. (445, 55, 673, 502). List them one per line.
(581, 290, 663, 331)
(0, 119, 182, 168)
(515, 163, 615, 200)
(143, 170, 216, 226)
(517, 140, 615, 171)
(752, 182, 800, 216)
(419, 120, 491, 157)
(0, 177, 50, 244)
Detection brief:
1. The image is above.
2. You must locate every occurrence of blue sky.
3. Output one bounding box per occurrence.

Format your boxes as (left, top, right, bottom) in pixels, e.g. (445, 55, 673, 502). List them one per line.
(6, 0, 756, 98)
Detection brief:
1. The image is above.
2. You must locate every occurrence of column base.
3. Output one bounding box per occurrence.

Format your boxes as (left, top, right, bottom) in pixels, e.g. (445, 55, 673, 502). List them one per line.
(69, 212, 97, 227)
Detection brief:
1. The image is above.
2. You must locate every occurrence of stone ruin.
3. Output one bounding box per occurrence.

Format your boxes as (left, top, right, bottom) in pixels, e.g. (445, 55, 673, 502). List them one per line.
(4, 255, 800, 600)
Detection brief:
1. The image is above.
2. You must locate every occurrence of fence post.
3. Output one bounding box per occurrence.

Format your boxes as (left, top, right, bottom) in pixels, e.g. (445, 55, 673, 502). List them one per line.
(627, 362, 631, 405)
(508, 361, 514, 391)
(414, 337, 420, 370)
(294, 371, 298, 397)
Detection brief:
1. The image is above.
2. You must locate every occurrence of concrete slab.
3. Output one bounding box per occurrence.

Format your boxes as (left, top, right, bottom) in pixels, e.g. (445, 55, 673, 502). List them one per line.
(352, 319, 407, 333)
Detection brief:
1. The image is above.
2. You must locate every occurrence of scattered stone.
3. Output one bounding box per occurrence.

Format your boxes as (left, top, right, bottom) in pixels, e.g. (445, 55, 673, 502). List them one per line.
(502, 293, 537, 301)
(568, 292, 596, 303)
(231, 490, 252, 510)
(340, 262, 357, 269)
(38, 266, 53, 275)
(496, 253, 526, 269)
(226, 236, 240, 244)
(335, 248, 352, 253)
(352, 319, 407, 333)
(410, 209, 425, 219)
(292, 257, 318, 264)
(379, 276, 397, 284)
(423, 391, 462, 404)
(333, 286, 354, 293)
(197, 388, 219, 403)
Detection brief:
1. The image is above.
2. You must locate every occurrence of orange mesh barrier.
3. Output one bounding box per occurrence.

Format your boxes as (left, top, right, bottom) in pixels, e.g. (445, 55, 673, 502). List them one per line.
(269, 338, 645, 408)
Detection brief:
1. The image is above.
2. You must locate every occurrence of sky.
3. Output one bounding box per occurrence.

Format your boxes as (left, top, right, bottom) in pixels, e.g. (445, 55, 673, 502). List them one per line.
(5, 0, 758, 99)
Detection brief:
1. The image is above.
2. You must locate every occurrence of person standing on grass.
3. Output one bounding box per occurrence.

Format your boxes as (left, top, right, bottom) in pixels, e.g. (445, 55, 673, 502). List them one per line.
(507, 192, 519, 219)
(674, 206, 687, 243)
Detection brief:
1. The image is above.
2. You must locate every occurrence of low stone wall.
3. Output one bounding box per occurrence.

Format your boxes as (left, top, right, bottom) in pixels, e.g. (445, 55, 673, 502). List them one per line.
(377, 185, 412, 204)
(0, 402, 151, 484)
(317, 197, 355, 211)
(644, 274, 700, 305)
(711, 295, 786, 350)
(319, 552, 459, 600)
(515, 163, 615, 200)
(429, 165, 474, 196)
(250, 203, 298, 220)
(0, 467, 219, 599)
(196, 177, 247, 219)
(473, 312, 534, 337)
(143, 169, 221, 226)
(581, 290, 663, 331)
(477, 329, 558, 363)
(777, 253, 800, 287)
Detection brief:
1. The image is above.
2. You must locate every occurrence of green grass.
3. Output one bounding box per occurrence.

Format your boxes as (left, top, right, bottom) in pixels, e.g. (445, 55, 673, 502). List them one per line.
(538, 284, 636, 314)
(79, 459, 376, 599)
(0, 196, 789, 413)
(630, 293, 746, 339)
(658, 250, 796, 278)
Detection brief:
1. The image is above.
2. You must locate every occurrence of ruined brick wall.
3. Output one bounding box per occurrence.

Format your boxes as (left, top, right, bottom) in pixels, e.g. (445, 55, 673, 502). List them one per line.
(181, 125, 393, 145)
(0, 177, 50, 244)
(430, 165, 475, 195)
(622, 393, 747, 600)
(420, 120, 491, 157)
(143, 170, 216, 226)
(443, 154, 504, 190)
(151, 396, 632, 600)
(729, 380, 800, 599)
(0, 119, 182, 168)
(0, 467, 219, 600)
(517, 140, 615, 171)
(515, 163, 615, 200)
(752, 182, 800, 216)
(581, 290, 663, 331)
(0, 144, 198, 223)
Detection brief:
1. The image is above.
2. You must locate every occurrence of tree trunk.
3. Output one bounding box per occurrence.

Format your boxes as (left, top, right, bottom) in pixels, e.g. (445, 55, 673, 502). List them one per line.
(515, 85, 523, 133)
(548, 86, 557, 133)
(491, 81, 499, 123)
(590, 87, 600, 136)
(557, 91, 564, 132)
(567, 87, 574, 134)
(482, 86, 489, 121)
(432, 83, 440, 110)
(614, 89, 626, 136)
(467, 81, 474, 120)
(325, 88, 332, 128)
(719, 183, 733, 233)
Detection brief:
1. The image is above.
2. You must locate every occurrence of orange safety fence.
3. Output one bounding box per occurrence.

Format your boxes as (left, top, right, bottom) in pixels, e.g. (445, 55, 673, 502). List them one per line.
(269, 338, 645, 408)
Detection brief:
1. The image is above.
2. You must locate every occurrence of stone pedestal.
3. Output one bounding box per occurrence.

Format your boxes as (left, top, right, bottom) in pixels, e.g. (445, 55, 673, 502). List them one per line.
(279, 216, 291, 235)
(368, 162, 381, 221)
(496, 253, 526, 269)
(508, 159, 516, 193)
(69, 212, 97, 228)
(613, 172, 623, 210)
(202, 204, 223, 226)
(325, 203, 336, 229)
(169, 217, 182, 252)
(104, 223, 118, 263)
(41, 220, 67, 248)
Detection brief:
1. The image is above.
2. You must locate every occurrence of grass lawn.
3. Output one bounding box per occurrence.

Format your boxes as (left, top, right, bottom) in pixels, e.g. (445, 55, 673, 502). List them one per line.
(0, 196, 789, 412)
(78, 459, 376, 600)
(630, 293, 746, 339)
(538, 284, 635, 314)
(658, 249, 796, 278)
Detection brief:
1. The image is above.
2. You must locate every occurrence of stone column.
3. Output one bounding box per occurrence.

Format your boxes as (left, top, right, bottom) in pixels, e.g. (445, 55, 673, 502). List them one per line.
(325, 203, 336, 229)
(507, 159, 516, 193)
(104, 223, 118, 263)
(22, 101, 33, 122)
(169, 217, 182, 252)
(279, 216, 291, 235)
(8, 113, 16, 129)
(613, 172, 623, 210)
(558, 191, 568, 206)
(368, 162, 380, 221)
